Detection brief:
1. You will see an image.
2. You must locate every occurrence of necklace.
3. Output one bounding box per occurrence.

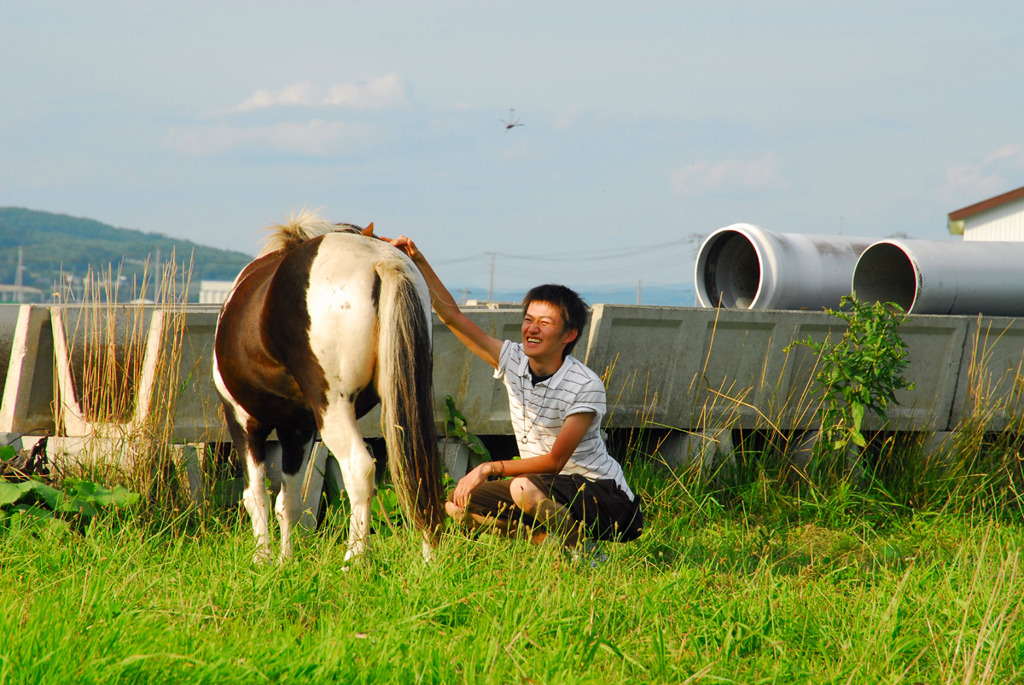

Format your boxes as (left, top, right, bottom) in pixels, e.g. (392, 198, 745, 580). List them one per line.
(520, 380, 549, 445)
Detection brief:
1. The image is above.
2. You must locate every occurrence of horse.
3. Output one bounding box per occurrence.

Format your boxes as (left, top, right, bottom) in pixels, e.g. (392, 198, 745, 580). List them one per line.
(212, 211, 444, 563)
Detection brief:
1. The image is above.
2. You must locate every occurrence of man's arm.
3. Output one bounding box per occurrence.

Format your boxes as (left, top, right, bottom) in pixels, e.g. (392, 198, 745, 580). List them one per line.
(387, 236, 503, 369)
(451, 412, 595, 507)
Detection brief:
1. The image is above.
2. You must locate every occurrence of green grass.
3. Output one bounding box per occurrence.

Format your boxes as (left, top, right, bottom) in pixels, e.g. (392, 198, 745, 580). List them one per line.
(3, 459, 1024, 684)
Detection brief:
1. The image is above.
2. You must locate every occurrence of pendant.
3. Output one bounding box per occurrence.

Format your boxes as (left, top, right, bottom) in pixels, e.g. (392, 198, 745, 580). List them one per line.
(520, 435, 528, 444)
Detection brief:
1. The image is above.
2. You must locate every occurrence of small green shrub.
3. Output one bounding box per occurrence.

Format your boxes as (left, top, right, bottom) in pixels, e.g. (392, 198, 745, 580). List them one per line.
(786, 295, 915, 482)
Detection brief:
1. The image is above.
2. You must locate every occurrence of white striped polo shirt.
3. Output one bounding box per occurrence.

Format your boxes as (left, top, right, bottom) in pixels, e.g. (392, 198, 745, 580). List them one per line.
(495, 340, 634, 500)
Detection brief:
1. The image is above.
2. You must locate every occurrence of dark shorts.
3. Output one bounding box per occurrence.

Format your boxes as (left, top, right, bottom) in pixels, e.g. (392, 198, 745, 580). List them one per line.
(459, 473, 644, 542)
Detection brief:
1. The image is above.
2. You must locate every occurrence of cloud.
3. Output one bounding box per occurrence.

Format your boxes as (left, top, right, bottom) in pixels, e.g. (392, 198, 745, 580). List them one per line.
(165, 119, 383, 157)
(941, 145, 1024, 200)
(228, 74, 409, 113)
(670, 154, 785, 197)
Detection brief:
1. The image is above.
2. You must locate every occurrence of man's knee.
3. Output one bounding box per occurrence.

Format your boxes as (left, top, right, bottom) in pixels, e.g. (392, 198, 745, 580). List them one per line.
(508, 476, 545, 513)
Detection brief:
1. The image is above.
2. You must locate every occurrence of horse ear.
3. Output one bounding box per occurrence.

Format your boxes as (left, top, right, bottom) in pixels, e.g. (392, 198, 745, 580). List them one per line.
(361, 222, 374, 237)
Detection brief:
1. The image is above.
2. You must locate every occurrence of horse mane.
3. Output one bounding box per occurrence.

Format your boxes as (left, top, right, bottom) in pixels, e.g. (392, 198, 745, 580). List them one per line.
(258, 210, 364, 257)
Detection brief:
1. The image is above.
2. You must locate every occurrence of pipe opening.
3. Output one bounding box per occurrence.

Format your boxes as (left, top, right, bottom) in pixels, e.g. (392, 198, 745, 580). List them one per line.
(852, 243, 917, 311)
(701, 231, 761, 308)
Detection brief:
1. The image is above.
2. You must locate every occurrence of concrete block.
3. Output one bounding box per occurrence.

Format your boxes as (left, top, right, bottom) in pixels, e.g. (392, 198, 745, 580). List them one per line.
(786, 430, 862, 479)
(657, 428, 735, 479)
(950, 316, 1024, 432)
(133, 307, 227, 443)
(585, 305, 802, 430)
(584, 305, 722, 429)
(913, 431, 959, 467)
(0, 304, 25, 400)
(49, 307, 90, 437)
(4, 303, 1024, 452)
(354, 309, 529, 438)
(888, 317, 969, 431)
(762, 311, 967, 432)
(0, 432, 24, 451)
(179, 444, 206, 505)
(439, 436, 488, 481)
(427, 309, 545, 436)
(0, 305, 57, 434)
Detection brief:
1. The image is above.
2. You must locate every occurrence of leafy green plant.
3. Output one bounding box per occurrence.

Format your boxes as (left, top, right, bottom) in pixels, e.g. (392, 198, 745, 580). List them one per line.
(443, 395, 490, 461)
(786, 295, 915, 472)
(0, 476, 139, 533)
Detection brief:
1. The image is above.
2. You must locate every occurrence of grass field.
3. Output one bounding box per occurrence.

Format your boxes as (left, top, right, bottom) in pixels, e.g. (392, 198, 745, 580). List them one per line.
(3, 454, 1023, 685)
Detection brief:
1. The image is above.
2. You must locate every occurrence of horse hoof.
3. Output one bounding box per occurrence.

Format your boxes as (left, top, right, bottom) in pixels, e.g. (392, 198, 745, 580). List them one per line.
(343, 545, 367, 563)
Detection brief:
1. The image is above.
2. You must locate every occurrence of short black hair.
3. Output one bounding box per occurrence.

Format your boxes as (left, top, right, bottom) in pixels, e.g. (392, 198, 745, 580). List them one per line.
(521, 284, 588, 358)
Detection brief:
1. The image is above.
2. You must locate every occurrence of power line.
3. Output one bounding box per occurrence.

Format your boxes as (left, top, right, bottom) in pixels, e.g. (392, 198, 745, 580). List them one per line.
(435, 234, 703, 266)
(434, 234, 706, 291)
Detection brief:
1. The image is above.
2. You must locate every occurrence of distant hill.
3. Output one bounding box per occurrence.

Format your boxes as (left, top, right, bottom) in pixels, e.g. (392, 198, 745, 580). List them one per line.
(0, 207, 698, 307)
(0, 207, 252, 301)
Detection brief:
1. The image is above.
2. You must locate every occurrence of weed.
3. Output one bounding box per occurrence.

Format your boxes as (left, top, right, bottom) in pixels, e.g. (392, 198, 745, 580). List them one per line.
(786, 295, 914, 485)
(443, 394, 490, 461)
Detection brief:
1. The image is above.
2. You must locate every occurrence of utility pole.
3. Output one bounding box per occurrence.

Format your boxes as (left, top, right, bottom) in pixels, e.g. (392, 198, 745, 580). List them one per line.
(486, 252, 496, 302)
(15, 246, 24, 303)
(155, 247, 162, 302)
(636, 279, 642, 305)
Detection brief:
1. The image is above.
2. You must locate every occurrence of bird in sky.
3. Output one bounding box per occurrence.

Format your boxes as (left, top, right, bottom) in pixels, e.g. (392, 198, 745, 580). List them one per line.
(502, 108, 523, 130)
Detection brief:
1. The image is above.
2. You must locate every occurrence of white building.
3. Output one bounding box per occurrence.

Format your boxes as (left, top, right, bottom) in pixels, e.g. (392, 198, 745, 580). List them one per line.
(198, 280, 235, 304)
(948, 184, 1024, 241)
(0, 284, 45, 303)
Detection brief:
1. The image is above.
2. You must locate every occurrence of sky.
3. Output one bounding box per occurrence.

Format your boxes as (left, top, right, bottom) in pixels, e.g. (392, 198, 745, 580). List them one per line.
(3, 1, 1023, 300)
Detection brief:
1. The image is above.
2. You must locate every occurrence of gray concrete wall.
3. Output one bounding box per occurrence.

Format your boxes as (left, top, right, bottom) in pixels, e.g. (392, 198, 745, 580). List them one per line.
(583, 305, 1016, 434)
(2, 303, 1022, 442)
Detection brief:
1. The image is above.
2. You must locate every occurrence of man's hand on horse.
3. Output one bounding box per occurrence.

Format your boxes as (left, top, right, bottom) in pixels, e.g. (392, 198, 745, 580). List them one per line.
(385, 235, 421, 261)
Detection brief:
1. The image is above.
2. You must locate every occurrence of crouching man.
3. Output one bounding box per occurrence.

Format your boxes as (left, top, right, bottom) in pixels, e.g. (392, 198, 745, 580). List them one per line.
(387, 235, 643, 558)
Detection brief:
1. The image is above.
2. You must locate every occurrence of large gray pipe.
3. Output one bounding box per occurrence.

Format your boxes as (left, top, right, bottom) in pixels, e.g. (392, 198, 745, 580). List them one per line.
(853, 239, 1024, 316)
(694, 223, 874, 310)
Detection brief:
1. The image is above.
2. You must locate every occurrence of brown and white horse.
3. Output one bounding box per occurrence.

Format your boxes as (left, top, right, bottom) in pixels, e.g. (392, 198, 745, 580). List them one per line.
(212, 212, 444, 562)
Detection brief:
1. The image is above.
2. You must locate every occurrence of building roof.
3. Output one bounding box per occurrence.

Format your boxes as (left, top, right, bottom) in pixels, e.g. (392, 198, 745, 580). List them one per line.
(948, 184, 1024, 222)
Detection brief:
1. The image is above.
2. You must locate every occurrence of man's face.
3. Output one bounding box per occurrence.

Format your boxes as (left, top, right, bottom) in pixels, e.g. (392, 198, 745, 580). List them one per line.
(521, 300, 577, 360)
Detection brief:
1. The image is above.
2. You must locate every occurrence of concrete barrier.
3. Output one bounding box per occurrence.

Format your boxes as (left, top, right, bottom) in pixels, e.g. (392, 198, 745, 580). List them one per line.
(2, 303, 1022, 449)
(134, 306, 227, 443)
(949, 316, 1024, 432)
(776, 313, 969, 431)
(584, 305, 978, 433)
(0, 305, 57, 435)
(0, 305, 24, 402)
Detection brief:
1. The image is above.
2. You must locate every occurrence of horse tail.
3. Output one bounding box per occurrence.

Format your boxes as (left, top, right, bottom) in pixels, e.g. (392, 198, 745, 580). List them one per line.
(375, 257, 445, 543)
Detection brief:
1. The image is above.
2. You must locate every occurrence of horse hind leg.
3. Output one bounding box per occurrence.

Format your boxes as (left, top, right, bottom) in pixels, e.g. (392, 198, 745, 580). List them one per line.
(274, 427, 316, 562)
(243, 453, 272, 563)
(227, 412, 273, 563)
(320, 400, 375, 561)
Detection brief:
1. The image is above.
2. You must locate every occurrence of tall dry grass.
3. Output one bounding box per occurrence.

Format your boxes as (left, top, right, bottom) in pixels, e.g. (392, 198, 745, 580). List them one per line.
(51, 254, 197, 518)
